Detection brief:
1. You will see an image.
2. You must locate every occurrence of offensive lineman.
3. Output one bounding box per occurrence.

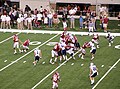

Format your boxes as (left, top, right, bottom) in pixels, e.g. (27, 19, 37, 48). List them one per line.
(89, 62, 98, 85)
(33, 48, 42, 66)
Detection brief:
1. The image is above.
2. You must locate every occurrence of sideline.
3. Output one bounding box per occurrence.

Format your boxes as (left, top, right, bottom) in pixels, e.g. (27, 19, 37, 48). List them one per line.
(92, 59, 120, 89)
(0, 29, 120, 36)
(0, 32, 20, 44)
(31, 50, 81, 89)
(0, 34, 59, 72)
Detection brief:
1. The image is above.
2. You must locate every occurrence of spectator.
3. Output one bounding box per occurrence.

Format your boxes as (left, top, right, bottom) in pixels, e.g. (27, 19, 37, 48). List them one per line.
(62, 20, 67, 31)
(53, 12, 60, 28)
(24, 5, 31, 13)
(6, 14, 11, 29)
(62, 14, 66, 22)
(79, 15, 83, 29)
(92, 17, 97, 32)
(0, 14, 6, 29)
(37, 11, 43, 25)
(40, 6, 43, 14)
(88, 20, 94, 34)
(20, 15, 24, 30)
(44, 14, 48, 27)
(63, 6, 68, 19)
(70, 14, 75, 29)
(26, 15, 33, 30)
(103, 15, 109, 32)
(47, 12, 53, 27)
(17, 17, 21, 29)
(34, 8, 38, 15)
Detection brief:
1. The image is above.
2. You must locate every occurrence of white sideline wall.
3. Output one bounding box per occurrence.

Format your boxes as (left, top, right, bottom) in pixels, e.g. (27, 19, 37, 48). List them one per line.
(20, 0, 50, 11)
(0, 29, 120, 36)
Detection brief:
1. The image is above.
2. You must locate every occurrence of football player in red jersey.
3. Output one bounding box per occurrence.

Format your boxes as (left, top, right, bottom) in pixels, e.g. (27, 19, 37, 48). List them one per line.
(78, 42, 90, 59)
(51, 71, 61, 89)
(21, 39, 30, 53)
(50, 43, 62, 64)
(13, 34, 21, 54)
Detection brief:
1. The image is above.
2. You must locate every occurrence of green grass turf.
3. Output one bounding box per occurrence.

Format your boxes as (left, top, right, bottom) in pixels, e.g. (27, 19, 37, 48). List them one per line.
(0, 32, 17, 42)
(0, 32, 120, 89)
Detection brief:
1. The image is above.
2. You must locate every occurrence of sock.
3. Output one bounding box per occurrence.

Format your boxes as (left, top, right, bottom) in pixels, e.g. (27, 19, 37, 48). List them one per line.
(65, 56, 67, 60)
(81, 55, 84, 59)
(63, 55, 65, 60)
(60, 57, 62, 62)
(54, 57, 57, 62)
(97, 45, 99, 48)
(50, 58, 53, 63)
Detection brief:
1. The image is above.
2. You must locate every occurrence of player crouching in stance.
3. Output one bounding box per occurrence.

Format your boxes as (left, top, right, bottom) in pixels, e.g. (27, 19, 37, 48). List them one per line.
(89, 62, 98, 85)
(78, 42, 89, 59)
(33, 48, 42, 66)
(50, 43, 62, 64)
(51, 71, 61, 89)
(92, 34, 99, 48)
(106, 32, 115, 46)
(13, 34, 21, 54)
(21, 39, 30, 53)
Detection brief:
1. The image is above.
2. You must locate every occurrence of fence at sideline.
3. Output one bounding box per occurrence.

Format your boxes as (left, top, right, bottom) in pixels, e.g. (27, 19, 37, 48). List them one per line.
(0, 29, 120, 36)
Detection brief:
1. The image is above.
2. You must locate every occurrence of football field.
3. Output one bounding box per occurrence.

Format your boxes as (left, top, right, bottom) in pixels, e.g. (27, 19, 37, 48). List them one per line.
(0, 30, 120, 89)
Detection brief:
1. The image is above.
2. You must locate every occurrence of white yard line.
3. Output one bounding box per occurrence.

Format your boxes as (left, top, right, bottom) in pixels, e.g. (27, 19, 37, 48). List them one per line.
(92, 58, 120, 89)
(31, 50, 81, 89)
(0, 34, 59, 72)
(0, 33, 20, 44)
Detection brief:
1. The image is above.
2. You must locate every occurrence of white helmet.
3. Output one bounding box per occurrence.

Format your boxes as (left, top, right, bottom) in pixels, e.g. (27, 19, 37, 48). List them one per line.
(90, 62, 94, 66)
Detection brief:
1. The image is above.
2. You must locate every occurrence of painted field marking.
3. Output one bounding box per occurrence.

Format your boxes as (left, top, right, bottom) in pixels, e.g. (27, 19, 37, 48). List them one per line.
(0, 34, 59, 72)
(31, 50, 81, 89)
(0, 33, 20, 44)
(92, 58, 120, 89)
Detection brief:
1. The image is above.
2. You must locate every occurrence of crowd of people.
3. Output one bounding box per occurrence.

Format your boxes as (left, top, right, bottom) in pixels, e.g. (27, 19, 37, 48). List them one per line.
(0, 2, 60, 30)
(0, 2, 111, 33)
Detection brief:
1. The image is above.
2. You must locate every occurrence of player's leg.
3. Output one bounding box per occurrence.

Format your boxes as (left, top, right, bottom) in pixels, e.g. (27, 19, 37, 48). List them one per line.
(16, 42, 21, 53)
(79, 48, 85, 59)
(13, 42, 17, 54)
(90, 49, 96, 60)
(90, 76, 94, 85)
(50, 50, 55, 64)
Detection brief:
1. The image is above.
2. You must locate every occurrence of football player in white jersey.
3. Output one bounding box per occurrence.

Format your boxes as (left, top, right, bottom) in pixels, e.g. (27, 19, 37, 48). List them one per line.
(33, 48, 42, 66)
(89, 41, 96, 60)
(51, 71, 61, 89)
(106, 32, 115, 46)
(89, 63, 98, 85)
